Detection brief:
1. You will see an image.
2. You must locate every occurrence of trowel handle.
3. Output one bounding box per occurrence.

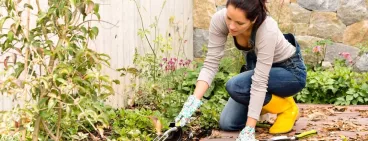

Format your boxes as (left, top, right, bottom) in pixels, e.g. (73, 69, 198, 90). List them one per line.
(295, 129, 317, 139)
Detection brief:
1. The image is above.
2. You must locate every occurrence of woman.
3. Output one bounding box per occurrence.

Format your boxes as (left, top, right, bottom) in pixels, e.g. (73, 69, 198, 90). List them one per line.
(174, 0, 307, 140)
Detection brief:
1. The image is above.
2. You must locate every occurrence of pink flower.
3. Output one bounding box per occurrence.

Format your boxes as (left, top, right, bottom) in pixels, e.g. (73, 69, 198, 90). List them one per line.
(168, 60, 174, 65)
(312, 46, 321, 53)
(184, 59, 192, 66)
(339, 52, 353, 63)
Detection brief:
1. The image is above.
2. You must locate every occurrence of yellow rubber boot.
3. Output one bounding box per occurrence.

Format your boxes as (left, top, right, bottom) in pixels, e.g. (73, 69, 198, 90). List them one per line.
(261, 97, 300, 120)
(262, 95, 298, 134)
(286, 97, 300, 122)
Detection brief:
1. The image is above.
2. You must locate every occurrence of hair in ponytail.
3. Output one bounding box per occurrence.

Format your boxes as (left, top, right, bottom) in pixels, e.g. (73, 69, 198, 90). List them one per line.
(226, 0, 268, 29)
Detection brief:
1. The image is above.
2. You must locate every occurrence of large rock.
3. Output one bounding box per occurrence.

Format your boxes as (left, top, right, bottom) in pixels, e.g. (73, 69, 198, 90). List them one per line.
(343, 20, 368, 46)
(325, 43, 360, 63)
(267, 0, 291, 4)
(354, 53, 368, 72)
(267, 0, 292, 25)
(309, 12, 346, 43)
(290, 3, 312, 24)
(294, 23, 309, 35)
(337, 0, 368, 26)
(193, 28, 209, 58)
(215, 0, 227, 6)
(296, 36, 325, 49)
(193, 0, 216, 29)
(279, 23, 295, 34)
(297, 0, 340, 12)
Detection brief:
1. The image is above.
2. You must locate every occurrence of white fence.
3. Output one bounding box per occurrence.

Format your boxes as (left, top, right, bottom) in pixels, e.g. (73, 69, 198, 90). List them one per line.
(0, 0, 193, 110)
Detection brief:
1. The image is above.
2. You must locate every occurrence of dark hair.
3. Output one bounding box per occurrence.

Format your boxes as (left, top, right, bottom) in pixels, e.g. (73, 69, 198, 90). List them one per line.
(226, 0, 268, 29)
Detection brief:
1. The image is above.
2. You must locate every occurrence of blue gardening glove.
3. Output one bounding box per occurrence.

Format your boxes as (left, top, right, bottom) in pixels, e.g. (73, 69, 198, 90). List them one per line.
(236, 126, 258, 141)
(174, 95, 203, 127)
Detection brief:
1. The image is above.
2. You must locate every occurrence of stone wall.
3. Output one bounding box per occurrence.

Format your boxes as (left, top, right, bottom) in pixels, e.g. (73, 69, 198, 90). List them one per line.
(193, 0, 368, 72)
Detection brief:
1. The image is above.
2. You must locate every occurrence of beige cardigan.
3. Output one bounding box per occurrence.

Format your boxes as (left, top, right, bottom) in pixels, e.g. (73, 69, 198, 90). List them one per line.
(197, 8, 296, 120)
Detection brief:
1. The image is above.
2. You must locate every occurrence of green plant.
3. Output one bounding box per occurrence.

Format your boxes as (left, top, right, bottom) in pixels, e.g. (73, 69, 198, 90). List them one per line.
(117, 0, 191, 110)
(158, 57, 238, 131)
(356, 41, 368, 56)
(306, 39, 333, 71)
(194, 58, 237, 130)
(0, 0, 118, 140)
(108, 108, 169, 141)
(121, 0, 190, 83)
(296, 59, 368, 105)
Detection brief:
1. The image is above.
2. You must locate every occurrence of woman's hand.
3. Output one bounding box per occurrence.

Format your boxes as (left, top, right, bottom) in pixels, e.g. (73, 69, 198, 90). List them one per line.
(236, 126, 258, 141)
(236, 117, 258, 140)
(174, 95, 203, 127)
(175, 81, 209, 127)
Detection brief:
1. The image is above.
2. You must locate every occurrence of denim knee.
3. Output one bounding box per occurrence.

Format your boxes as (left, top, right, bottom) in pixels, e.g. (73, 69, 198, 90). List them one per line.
(225, 76, 251, 105)
(226, 78, 241, 99)
(219, 117, 243, 131)
(219, 98, 247, 131)
(225, 79, 235, 96)
(219, 116, 230, 131)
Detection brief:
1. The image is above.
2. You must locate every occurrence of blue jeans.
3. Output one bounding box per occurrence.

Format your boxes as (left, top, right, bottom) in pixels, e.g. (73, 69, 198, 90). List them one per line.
(219, 34, 307, 131)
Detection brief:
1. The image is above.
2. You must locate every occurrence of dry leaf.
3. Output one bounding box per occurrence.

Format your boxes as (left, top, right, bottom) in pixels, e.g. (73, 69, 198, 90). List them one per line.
(85, 1, 95, 14)
(12, 53, 17, 64)
(97, 125, 105, 138)
(128, 98, 135, 107)
(14, 48, 22, 54)
(259, 113, 273, 123)
(89, 133, 99, 141)
(208, 129, 221, 138)
(333, 106, 347, 112)
(4, 56, 10, 69)
(307, 112, 327, 121)
(356, 110, 368, 118)
(149, 116, 162, 135)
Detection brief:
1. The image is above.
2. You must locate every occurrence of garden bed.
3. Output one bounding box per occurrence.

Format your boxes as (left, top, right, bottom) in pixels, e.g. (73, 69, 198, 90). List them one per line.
(201, 104, 368, 141)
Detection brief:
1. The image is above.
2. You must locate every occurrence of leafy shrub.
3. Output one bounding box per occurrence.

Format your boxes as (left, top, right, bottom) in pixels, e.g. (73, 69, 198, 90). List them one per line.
(296, 59, 368, 105)
(108, 108, 169, 141)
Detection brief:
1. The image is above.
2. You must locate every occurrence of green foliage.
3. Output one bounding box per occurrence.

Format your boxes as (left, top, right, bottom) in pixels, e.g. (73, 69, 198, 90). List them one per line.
(357, 41, 368, 56)
(152, 57, 238, 131)
(194, 58, 238, 130)
(119, 0, 188, 83)
(108, 108, 169, 141)
(296, 59, 368, 105)
(118, 1, 368, 140)
(304, 39, 333, 70)
(0, 0, 117, 140)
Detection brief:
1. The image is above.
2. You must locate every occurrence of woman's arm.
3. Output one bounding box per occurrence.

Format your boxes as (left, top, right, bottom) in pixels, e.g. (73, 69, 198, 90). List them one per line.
(195, 9, 228, 99)
(246, 26, 278, 127)
(193, 80, 209, 99)
(174, 9, 228, 127)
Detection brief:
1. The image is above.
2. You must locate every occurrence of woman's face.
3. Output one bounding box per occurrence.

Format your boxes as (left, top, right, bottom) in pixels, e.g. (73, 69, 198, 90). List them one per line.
(225, 4, 254, 36)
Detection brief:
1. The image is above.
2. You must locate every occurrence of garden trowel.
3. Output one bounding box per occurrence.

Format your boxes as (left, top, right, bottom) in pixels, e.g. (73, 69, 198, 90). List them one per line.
(153, 122, 183, 141)
(261, 129, 317, 141)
